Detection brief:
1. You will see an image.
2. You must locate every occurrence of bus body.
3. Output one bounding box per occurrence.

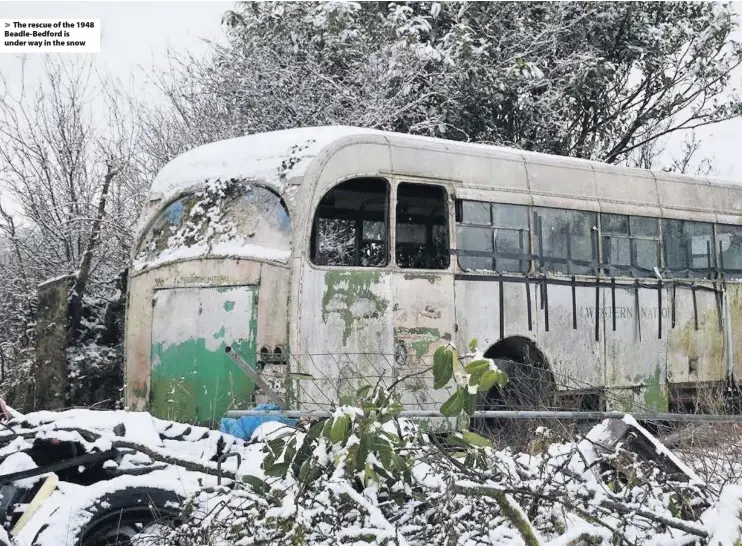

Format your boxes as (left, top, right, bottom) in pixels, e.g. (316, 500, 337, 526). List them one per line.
(125, 126, 742, 425)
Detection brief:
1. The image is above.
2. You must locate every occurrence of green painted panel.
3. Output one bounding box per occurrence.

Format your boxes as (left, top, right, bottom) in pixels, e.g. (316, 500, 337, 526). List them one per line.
(150, 285, 258, 426)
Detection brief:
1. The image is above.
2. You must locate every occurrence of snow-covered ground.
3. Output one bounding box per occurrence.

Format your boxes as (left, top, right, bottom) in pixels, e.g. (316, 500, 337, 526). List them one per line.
(0, 408, 740, 545)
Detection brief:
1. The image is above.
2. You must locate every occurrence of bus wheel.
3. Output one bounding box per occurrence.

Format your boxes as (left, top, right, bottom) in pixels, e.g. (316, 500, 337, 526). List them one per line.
(470, 337, 554, 442)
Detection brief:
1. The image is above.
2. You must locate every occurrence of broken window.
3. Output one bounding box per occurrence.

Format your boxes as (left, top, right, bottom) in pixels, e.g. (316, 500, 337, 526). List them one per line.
(395, 183, 449, 269)
(662, 219, 715, 278)
(311, 178, 389, 267)
(140, 194, 199, 260)
(716, 223, 742, 278)
(136, 182, 292, 266)
(456, 200, 530, 273)
(601, 214, 660, 277)
(533, 207, 598, 275)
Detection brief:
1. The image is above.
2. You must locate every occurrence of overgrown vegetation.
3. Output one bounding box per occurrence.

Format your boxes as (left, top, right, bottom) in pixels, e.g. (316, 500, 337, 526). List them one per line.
(148, 345, 741, 545)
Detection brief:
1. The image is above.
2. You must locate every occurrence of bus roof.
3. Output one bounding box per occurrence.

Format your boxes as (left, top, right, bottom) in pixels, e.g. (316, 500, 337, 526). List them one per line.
(148, 126, 373, 204)
(142, 126, 742, 235)
(149, 125, 742, 199)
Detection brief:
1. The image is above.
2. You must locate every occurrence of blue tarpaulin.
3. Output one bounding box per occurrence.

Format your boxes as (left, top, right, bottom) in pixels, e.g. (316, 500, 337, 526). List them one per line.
(219, 403, 296, 440)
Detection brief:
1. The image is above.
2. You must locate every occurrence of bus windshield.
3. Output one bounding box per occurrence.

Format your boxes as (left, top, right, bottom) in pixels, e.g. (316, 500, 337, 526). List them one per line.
(134, 180, 291, 269)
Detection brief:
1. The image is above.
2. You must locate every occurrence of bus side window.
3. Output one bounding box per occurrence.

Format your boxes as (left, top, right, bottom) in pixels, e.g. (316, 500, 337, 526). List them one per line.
(395, 183, 449, 269)
(662, 219, 715, 278)
(716, 223, 742, 278)
(456, 200, 529, 273)
(533, 207, 598, 275)
(310, 178, 389, 267)
(601, 214, 660, 277)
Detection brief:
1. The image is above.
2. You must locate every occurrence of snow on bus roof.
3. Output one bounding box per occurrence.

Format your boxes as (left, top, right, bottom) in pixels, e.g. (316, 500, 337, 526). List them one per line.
(148, 126, 374, 203)
(146, 125, 610, 203)
(147, 125, 742, 207)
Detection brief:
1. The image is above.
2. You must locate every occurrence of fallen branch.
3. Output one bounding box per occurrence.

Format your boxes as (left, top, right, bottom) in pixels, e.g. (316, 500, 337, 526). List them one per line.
(454, 481, 541, 546)
(454, 481, 708, 540)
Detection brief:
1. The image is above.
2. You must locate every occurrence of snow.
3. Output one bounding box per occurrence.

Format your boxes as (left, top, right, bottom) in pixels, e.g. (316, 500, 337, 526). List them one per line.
(250, 421, 293, 442)
(1, 408, 741, 545)
(143, 126, 369, 220)
(133, 240, 291, 271)
(0, 453, 39, 489)
(18, 468, 214, 546)
(17, 409, 163, 449)
(701, 484, 742, 546)
(117, 412, 163, 447)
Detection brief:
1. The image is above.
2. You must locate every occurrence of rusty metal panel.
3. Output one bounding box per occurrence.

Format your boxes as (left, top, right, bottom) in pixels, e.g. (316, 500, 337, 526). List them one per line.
(667, 286, 726, 384)
(392, 272, 455, 410)
(124, 259, 261, 411)
(296, 264, 394, 410)
(603, 285, 669, 410)
(257, 264, 290, 349)
(534, 283, 603, 391)
(150, 285, 258, 425)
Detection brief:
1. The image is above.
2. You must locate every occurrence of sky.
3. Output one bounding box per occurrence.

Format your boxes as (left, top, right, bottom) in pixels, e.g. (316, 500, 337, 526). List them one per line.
(1, 1, 742, 183)
(0, 1, 231, 87)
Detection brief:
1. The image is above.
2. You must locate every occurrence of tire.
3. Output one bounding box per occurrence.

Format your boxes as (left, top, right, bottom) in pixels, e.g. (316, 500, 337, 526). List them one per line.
(32, 486, 183, 546)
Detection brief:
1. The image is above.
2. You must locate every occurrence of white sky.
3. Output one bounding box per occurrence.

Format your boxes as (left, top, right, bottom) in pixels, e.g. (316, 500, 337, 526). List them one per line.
(0, 1, 232, 86)
(1, 1, 742, 182)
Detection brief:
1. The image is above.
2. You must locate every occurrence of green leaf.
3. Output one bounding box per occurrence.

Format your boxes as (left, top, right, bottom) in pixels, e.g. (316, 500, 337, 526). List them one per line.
(447, 434, 471, 448)
(464, 359, 491, 373)
(329, 414, 351, 444)
(307, 419, 326, 440)
(298, 459, 312, 484)
(356, 384, 372, 399)
(440, 389, 464, 417)
(283, 437, 297, 463)
(266, 438, 286, 456)
(364, 463, 378, 484)
(433, 346, 453, 388)
(264, 461, 290, 477)
(356, 432, 370, 471)
(322, 419, 333, 439)
(463, 391, 476, 416)
(242, 474, 268, 493)
(468, 338, 478, 352)
(468, 366, 488, 385)
(373, 435, 393, 469)
(477, 370, 501, 392)
(463, 431, 493, 448)
(386, 402, 404, 417)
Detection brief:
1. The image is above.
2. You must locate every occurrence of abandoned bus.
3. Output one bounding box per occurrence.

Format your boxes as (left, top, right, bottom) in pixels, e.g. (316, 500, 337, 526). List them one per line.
(125, 126, 742, 426)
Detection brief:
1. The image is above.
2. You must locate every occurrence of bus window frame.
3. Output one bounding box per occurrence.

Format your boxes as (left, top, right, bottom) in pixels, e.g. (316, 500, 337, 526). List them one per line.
(454, 199, 533, 274)
(308, 176, 392, 270)
(661, 218, 717, 279)
(532, 206, 600, 276)
(599, 213, 661, 278)
(393, 180, 452, 271)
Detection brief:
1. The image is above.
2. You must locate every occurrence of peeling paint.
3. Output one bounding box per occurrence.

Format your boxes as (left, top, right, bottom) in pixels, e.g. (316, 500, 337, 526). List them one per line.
(149, 284, 258, 425)
(150, 337, 255, 425)
(395, 327, 444, 357)
(321, 271, 388, 344)
(403, 273, 440, 284)
(667, 300, 725, 383)
(643, 367, 668, 411)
